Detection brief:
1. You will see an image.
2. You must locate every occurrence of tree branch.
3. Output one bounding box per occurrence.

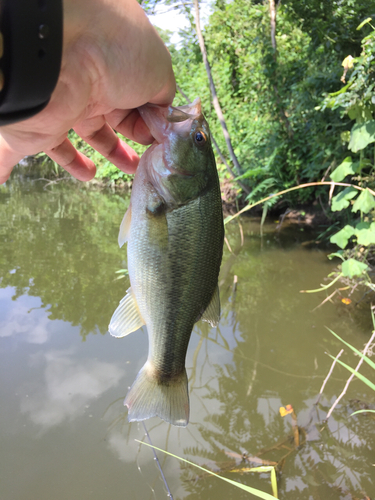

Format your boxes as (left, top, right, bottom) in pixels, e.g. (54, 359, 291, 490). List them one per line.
(192, 0, 244, 177)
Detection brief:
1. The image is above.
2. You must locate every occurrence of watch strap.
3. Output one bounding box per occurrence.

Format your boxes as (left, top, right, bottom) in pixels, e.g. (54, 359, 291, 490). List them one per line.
(0, 0, 63, 125)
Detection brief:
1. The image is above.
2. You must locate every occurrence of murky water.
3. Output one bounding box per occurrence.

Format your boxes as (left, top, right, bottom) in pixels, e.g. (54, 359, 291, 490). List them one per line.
(1, 176, 374, 500)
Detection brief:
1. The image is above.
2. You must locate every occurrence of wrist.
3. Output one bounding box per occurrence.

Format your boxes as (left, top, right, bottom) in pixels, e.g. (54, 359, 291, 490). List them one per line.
(0, 0, 63, 125)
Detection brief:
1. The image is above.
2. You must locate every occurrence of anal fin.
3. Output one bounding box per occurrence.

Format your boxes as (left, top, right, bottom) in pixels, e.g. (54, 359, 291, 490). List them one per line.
(109, 287, 145, 337)
(201, 285, 220, 327)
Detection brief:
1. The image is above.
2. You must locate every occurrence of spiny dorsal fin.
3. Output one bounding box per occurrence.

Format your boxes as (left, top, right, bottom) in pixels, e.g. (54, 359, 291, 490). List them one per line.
(118, 203, 132, 248)
(109, 287, 145, 337)
(201, 285, 220, 327)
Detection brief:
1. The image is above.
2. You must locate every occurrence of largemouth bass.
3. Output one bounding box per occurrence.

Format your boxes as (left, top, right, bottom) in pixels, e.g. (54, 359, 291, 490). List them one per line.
(109, 98, 224, 427)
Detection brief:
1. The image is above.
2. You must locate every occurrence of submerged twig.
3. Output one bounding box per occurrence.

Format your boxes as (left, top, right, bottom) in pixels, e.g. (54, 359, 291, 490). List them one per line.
(311, 289, 339, 312)
(247, 334, 259, 397)
(142, 422, 174, 499)
(275, 209, 291, 232)
(325, 330, 375, 420)
(315, 349, 344, 405)
(224, 236, 234, 255)
(291, 410, 299, 447)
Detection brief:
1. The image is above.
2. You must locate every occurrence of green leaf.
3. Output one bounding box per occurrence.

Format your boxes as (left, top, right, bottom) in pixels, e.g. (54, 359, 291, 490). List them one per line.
(341, 258, 369, 278)
(135, 440, 277, 500)
(330, 225, 356, 249)
(351, 409, 375, 416)
(357, 17, 372, 30)
(348, 105, 361, 121)
(330, 157, 358, 182)
(331, 187, 358, 212)
(327, 251, 345, 261)
(352, 188, 375, 213)
(349, 121, 375, 152)
(329, 81, 352, 97)
(328, 357, 375, 392)
(355, 222, 375, 245)
(327, 328, 375, 371)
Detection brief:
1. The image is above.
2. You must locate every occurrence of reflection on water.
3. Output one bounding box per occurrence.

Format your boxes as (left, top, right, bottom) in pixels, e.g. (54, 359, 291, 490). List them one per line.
(0, 177, 374, 500)
(20, 349, 124, 430)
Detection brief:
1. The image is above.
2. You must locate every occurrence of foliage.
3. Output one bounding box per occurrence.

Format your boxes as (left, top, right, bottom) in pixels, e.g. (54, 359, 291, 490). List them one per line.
(160, 0, 372, 205)
(32, 0, 375, 202)
(320, 21, 375, 291)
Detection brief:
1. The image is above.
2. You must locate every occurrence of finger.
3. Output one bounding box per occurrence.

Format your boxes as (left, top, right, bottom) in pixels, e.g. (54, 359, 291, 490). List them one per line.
(45, 137, 97, 181)
(106, 109, 154, 145)
(148, 67, 176, 106)
(75, 117, 140, 174)
(0, 136, 24, 184)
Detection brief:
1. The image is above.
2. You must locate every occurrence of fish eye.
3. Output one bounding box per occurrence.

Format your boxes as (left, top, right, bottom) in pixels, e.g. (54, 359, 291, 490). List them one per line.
(194, 130, 206, 145)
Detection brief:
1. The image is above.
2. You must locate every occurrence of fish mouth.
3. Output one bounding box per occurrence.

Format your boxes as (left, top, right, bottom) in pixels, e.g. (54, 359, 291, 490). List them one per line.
(138, 98, 202, 144)
(167, 97, 202, 123)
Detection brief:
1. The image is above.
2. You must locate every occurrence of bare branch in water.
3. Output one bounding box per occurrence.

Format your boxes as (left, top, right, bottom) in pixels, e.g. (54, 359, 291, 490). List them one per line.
(315, 349, 344, 405)
(142, 422, 174, 499)
(325, 329, 375, 420)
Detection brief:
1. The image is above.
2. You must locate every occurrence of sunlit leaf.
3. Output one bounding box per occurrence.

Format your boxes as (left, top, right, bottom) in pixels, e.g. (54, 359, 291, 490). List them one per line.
(341, 55, 354, 69)
(352, 188, 375, 213)
(355, 222, 375, 245)
(330, 225, 356, 249)
(341, 258, 369, 278)
(331, 187, 358, 211)
(357, 17, 372, 30)
(329, 81, 352, 97)
(279, 404, 293, 417)
(330, 157, 358, 182)
(349, 121, 375, 152)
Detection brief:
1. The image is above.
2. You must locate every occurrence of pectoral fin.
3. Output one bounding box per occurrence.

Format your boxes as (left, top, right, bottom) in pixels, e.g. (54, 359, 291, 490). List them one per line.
(118, 203, 132, 248)
(109, 287, 145, 337)
(201, 285, 220, 327)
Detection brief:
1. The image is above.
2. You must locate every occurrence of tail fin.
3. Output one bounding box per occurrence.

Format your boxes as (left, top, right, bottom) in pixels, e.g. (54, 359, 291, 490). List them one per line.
(124, 363, 189, 427)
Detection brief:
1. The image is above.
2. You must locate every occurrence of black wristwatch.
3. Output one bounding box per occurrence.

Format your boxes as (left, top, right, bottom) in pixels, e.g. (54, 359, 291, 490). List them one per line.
(0, 0, 63, 125)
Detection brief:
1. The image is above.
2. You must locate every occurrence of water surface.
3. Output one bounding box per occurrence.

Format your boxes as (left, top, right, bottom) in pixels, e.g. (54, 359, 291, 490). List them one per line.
(1, 177, 374, 500)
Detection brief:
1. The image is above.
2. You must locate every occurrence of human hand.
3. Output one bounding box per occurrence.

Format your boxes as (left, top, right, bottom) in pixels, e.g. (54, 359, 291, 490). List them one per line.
(0, 0, 175, 184)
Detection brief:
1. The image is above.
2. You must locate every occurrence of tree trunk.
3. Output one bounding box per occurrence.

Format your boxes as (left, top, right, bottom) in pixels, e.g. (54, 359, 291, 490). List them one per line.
(192, 0, 244, 178)
(269, 0, 277, 50)
(268, 0, 294, 139)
